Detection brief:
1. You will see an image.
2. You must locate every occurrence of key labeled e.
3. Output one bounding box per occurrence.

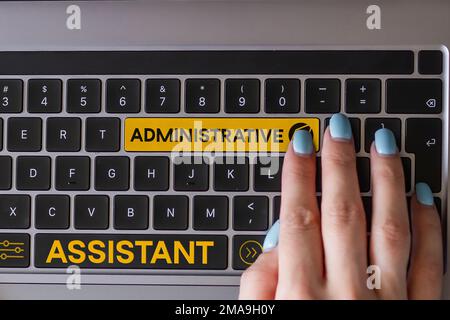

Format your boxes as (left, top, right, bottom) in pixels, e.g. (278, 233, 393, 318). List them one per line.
(66, 5, 81, 30)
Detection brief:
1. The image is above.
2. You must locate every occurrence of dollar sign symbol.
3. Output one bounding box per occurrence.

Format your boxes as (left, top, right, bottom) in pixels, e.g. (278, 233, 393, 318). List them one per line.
(42, 85, 48, 93)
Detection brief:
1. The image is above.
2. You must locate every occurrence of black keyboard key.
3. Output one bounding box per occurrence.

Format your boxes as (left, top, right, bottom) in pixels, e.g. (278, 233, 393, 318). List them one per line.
(106, 79, 141, 113)
(95, 156, 129, 191)
(193, 196, 228, 231)
(264, 79, 300, 113)
(35, 233, 227, 269)
(325, 117, 361, 152)
(74, 195, 109, 230)
(346, 79, 381, 114)
(145, 79, 180, 113)
(386, 79, 442, 114)
(365, 118, 401, 153)
(254, 156, 284, 192)
(7, 117, 42, 152)
(225, 79, 260, 113)
(67, 79, 101, 113)
(185, 79, 220, 113)
(16, 156, 51, 191)
(305, 79, 340, 113)
(357, 157, 370, 193)
(0, 233, 30, 267)
(0, 156, 12, 190)
(114, 195, 149, 230)
(174, 157, 209, 191)
(55, 156, 90, 191)
(401, 157, 412, 193)
(406, 118, 442, 192)
(28, 79, 62, 113)
(273, 196, 281, 222)
(316, 157, 322, 192)
(435, 198, 442, 217)
(35, 195, 70, 229)
(233, 196, 268, 231)
(0, 80, 23, 113)
(214, 157, 249, 191)
(0, 195, 30, 229)
(46, 117, 81, 152)
(362, 197, 372, 232)
(233, 235, 264, 270)
(134, 156, 169, 191)
(419, 50, 443, 75)
(85, 117, 120, 152)
(0, 118, 2, 150)
(153, 195, 189, 230)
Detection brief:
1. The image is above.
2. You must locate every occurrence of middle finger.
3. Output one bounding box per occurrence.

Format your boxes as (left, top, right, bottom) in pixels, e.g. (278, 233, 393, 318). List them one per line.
(321, 114, 368, 296)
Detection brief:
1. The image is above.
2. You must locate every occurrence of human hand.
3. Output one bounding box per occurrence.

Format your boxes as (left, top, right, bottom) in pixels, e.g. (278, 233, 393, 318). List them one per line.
(239, 113, 443, 300)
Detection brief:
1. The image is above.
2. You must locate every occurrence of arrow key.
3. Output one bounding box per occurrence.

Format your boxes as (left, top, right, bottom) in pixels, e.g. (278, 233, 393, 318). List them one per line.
(233, 235, 264, 270)
(233, 196, 268, 231)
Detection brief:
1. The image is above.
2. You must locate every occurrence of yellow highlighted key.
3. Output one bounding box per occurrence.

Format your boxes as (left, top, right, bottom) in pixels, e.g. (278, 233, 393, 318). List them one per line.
(125, 118, 319, 153)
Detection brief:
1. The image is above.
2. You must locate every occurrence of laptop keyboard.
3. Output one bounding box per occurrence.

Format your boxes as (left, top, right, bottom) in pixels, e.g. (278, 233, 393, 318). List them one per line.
(0, 49, 446, 275)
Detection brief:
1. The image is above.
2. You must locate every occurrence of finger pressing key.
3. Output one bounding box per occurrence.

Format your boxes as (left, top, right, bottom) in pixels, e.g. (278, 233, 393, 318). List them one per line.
(276, 130, 324, 299)
(370, 128, 410, 299)
(408, 183, 443, 299)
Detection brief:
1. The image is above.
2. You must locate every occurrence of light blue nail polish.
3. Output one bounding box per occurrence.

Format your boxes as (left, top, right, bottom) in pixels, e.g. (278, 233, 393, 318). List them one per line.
(374, 128, 397, 155)
(293, 130, 314, 155)
(263, 220, 280, 252)
(416, 182, 434, 206)
(329, 113, 352, 140)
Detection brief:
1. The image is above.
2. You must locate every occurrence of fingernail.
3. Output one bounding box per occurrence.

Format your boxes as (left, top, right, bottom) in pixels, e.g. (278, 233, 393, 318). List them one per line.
(329, 113, 352, 141)
(416, 182, 434, 206)
(292, 130, 314, 155)
(263, 220, 280, 252)
(374, 128, 397, 155)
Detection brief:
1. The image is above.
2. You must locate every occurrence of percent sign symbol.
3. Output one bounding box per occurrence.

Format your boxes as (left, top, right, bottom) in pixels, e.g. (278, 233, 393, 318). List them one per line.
(80, 85, 88, 93)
